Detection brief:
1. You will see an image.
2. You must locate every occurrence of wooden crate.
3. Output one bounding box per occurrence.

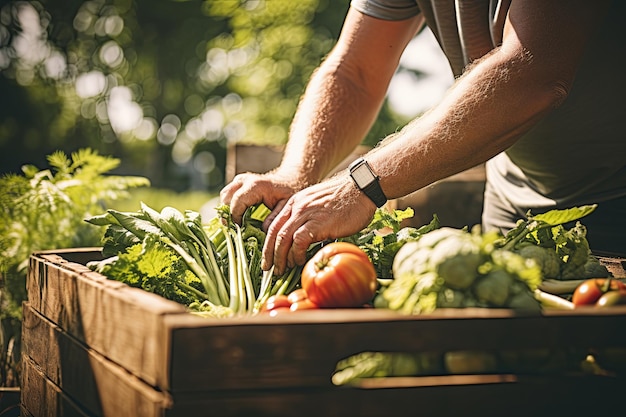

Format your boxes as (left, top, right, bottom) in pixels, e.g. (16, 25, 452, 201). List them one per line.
(22, 248, 626, 417)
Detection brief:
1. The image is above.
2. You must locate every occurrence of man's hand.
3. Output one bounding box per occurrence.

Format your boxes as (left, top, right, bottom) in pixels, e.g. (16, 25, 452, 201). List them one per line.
(261, 175, 376, 275)
(220, 171, 302, 226)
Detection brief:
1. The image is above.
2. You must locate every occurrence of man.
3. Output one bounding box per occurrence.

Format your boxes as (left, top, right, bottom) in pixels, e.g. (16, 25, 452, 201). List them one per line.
(221, 0, 626, 275)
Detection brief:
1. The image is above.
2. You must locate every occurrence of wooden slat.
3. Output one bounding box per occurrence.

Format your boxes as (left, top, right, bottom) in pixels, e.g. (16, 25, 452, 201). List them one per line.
(163, 373, 624, 417)
(163, 307, 626, 392)
(22, 304, 172, 417)
(27, 250, 189, 388)
(20, 406, 35, 417)
(21, 356, 93, 417)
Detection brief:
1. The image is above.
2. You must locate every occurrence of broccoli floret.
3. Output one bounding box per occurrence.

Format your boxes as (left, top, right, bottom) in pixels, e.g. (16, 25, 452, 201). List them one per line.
(473, 268, 514, 306)
(382, 226, 542, 314)
(582, 256, 611, 278)
(507, 291, 542, 312)
(437, 288, 465, 308)
(557, 222, 591, 279)
(515, 244, 561, 279)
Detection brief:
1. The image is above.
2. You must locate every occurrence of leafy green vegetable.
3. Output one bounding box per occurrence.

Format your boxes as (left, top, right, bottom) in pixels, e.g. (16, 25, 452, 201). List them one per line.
(496, 205, 610, 280)
(376, 226, 543, 314)
(340, 208, 440, 279)
(0, 148, 149, 387)
(332, 351, 444, 385)
(1, 149, 149, 319)
(86, 203, 302, 317)
(89, 239, 207, 306)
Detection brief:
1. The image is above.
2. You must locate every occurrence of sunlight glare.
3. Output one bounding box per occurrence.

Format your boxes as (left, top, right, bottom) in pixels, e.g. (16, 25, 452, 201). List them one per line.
(107, 86, 143, 134)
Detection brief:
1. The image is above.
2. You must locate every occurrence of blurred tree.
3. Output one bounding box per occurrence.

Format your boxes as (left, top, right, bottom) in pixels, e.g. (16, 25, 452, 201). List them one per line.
(0, 0, 408, 193)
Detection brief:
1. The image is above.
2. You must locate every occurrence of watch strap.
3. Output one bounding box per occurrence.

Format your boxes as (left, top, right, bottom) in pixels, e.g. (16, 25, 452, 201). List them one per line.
(362, 178, 387, 208)
(349, 158, 388, 208)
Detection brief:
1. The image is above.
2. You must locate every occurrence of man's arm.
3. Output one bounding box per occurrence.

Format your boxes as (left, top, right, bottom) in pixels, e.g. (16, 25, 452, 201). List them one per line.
(262, 0, 613, 273)
(221, 7, 423, 224)
(278, 8, 424, 187)
(368, 0, 612, 199)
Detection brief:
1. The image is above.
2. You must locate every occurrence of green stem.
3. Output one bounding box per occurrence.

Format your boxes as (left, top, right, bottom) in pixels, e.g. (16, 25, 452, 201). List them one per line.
(178, 281, 211, 302)
(253, 267, 275, 313)
(235, 224, 256, 314)
(231, 228, 247, 315)
(183, 241, 218, 301)
(224, 228, 239, 312)
(274, 267, 298, 296)
(204, 241, 230, 305)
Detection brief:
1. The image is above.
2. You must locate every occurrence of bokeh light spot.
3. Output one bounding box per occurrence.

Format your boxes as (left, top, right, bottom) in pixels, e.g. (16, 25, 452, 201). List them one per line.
(107, 86, 143, 134)
(104, 15, 124, 37)
(135, 117, 157, 141)
(100, 40, 124, 68)
(157, 122, 178, 145)
(193, 151, 216, 174)
(76, 71, 107, 98)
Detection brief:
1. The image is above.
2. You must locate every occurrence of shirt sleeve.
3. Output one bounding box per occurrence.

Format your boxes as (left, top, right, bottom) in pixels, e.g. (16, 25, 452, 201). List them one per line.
(350, 0, 420, 21)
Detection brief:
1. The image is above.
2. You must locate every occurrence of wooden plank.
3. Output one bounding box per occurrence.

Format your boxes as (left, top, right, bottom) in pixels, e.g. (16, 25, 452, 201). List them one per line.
(20, 406, 35, 417)
(163, 307, 626, 392)
(163, 374, 625, 417)
(27, 250, 189, 388)
(22, 304, 172, 417)
(21, 356, 93, 417)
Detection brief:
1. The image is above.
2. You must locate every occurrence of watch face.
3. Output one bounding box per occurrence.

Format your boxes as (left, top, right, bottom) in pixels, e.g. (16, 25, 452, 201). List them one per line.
(351, 163, 376, 187)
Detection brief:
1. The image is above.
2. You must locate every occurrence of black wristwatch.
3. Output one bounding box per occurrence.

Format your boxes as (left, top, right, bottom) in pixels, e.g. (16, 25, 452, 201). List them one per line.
(348, 157, 387, 208)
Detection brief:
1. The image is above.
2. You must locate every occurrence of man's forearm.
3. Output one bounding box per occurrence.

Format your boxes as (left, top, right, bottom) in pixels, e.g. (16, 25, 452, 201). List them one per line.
(277, 57, 387, 187)
(368, 47, 570, 199)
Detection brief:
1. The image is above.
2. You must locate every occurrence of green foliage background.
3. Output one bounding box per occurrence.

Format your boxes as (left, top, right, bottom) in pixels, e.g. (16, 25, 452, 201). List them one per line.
(0, 0, 407, 193)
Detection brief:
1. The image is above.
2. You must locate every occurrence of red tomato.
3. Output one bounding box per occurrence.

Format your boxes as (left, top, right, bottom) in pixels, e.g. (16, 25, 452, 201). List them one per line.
(261, 294, 292, 312)
(572, 278, 626, 306)
(301, 242, 377, 308)
(287, 288, 309, 305)
(290, 298, 319, 311)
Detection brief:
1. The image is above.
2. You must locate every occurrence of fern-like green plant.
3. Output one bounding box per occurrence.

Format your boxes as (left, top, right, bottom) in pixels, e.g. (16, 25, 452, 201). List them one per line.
(0, 148, 149, 387)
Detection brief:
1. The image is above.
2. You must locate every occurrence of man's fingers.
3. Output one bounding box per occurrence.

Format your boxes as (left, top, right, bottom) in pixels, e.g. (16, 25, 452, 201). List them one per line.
(219, 178, 241, 205)
(229, 191, 252, 225)
(291, 226, 317, 266)
(220, 175, 250, 224)
(268, 213, 318, 275)
(261, 201, 292, 272)
(271, 227, 293, 275)
(224, 174, 266, 224)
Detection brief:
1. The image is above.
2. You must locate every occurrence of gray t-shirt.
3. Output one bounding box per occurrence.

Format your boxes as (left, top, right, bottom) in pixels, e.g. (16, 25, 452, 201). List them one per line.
(351, 0, 510, 77)
(352, 0, 626, 251)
